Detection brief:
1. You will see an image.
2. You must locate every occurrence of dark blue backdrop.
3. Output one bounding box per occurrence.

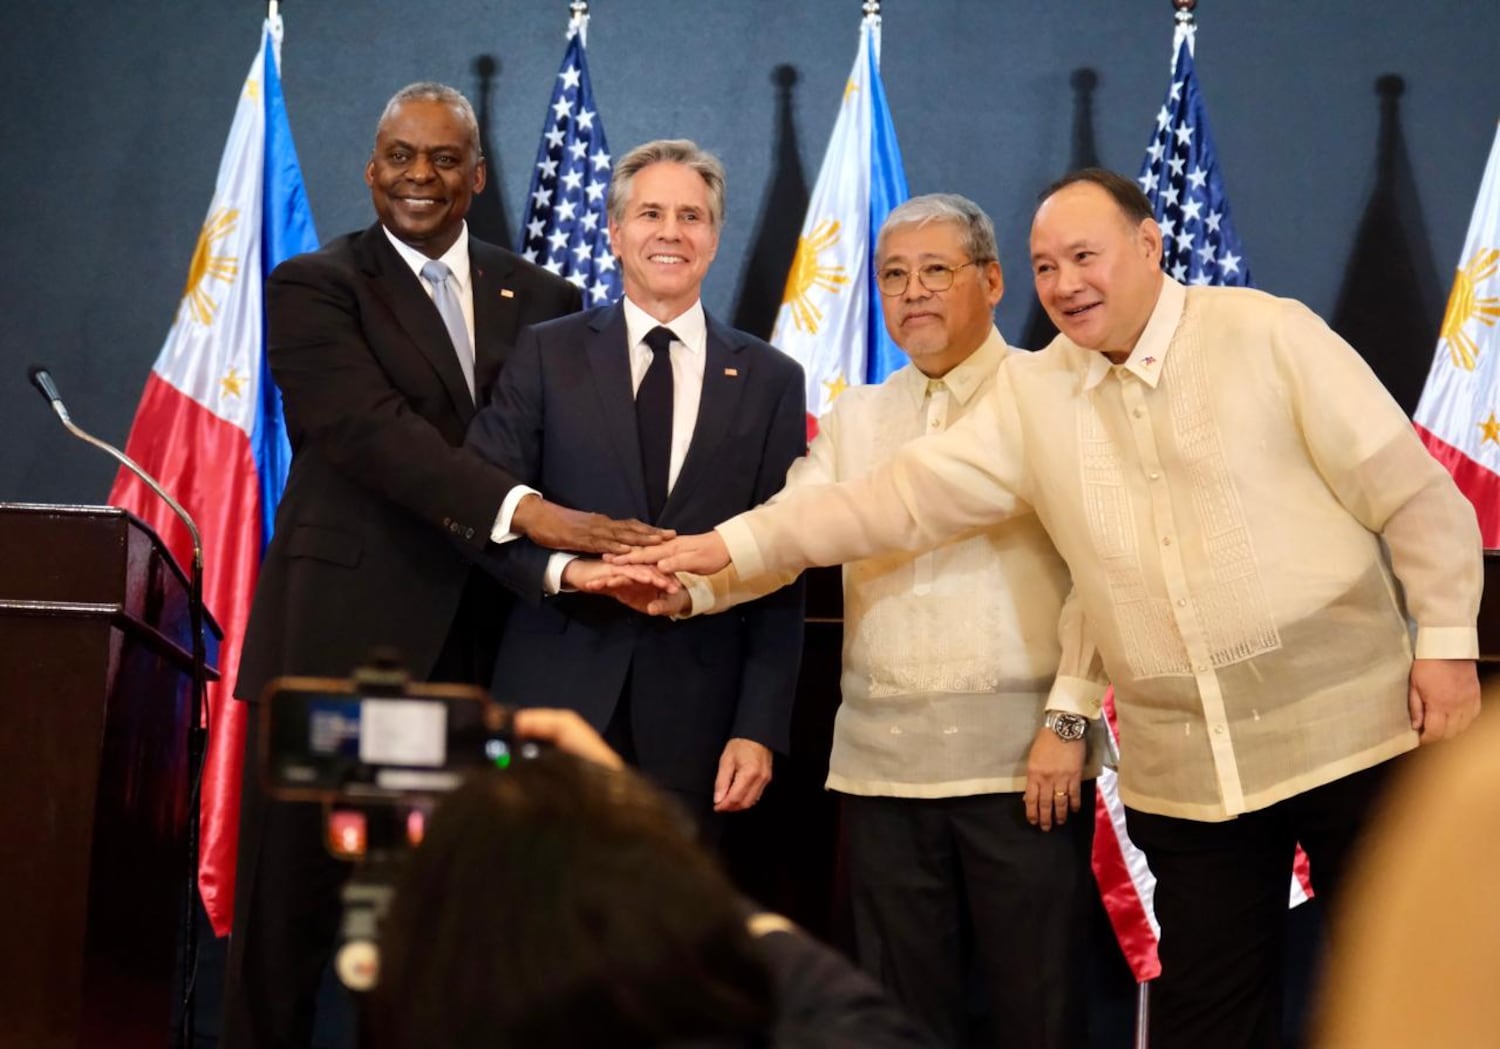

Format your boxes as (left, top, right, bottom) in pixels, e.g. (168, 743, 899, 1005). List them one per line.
(3, 0, 1497, 502)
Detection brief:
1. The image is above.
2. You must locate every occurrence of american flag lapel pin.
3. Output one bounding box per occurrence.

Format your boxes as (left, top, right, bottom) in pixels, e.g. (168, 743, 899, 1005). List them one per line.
(499, 288, 516, 299)
(724, 367, 739, 377)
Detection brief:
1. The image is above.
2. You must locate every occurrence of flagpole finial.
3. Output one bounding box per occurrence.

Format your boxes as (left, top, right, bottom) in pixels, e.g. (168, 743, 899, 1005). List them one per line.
(1173, 0, 1196, 26)
(568, 0, 589, 46)
(862, 0, 881, 18)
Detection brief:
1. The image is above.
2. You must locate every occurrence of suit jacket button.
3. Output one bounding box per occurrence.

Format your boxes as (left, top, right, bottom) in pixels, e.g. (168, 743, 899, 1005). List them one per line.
(464, 527, 475, 539)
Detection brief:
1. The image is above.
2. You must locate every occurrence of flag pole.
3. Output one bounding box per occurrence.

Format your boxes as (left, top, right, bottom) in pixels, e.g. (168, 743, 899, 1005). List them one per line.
(569, 0, 588, 47)
(1173, 0, 1196, 62)
(862, 0, 881, 62)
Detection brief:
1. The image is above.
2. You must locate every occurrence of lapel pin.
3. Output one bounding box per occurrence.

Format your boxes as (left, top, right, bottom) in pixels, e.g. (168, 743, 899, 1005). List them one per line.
(724, 367, 739, 377)
(499, 288, 516, 299)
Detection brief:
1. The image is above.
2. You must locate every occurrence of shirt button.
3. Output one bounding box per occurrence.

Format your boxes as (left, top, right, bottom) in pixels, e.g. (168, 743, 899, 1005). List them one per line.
(1149, 472, 1161, 481)
(1177, 598, 1187, 607)
(1133, 408, 1144, 418)
(1213, 725, 1225, 736)
(1161, 536, 1172, 546)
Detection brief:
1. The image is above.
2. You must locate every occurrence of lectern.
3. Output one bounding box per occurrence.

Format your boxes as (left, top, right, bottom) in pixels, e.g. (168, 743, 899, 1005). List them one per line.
(0, 504, 219, 1049)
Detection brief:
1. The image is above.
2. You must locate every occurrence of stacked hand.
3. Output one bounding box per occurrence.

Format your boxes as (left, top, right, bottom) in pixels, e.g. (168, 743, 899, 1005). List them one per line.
(561, 558, 691, 616)
(553, 531, 732, 616)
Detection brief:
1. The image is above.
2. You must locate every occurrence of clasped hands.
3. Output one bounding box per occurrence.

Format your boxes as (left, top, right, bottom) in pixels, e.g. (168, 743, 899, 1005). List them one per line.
(559, 531, 734, 616)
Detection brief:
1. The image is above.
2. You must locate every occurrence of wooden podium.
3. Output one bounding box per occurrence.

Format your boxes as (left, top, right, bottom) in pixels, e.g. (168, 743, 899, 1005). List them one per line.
(0, 504, 219, 1049)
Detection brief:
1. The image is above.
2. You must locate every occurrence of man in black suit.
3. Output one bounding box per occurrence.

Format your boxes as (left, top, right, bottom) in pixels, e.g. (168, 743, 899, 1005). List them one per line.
(466, 139, 806, 832)
(224, 83, 663, 1049)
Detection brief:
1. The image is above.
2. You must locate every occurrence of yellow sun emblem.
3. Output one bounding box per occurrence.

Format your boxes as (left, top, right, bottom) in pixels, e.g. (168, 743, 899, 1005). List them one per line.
(182, 208, 241, 327)
(781, 219, 850, 335)
(1440, 247, 1500, 371)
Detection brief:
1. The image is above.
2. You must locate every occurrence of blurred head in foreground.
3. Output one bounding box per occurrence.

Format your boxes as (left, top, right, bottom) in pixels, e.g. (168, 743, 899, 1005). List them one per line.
(373, 750, 772, 1049)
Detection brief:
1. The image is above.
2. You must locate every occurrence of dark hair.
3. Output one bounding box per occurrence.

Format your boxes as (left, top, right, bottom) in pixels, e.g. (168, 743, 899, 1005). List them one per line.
(373, 752, 772, 1049)
(1038, 167, 1154, 225)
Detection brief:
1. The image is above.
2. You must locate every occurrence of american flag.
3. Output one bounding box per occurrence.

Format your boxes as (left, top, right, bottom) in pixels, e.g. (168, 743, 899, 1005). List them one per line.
(1137, 29, 1252, 288)
(517, 14, 620, 305)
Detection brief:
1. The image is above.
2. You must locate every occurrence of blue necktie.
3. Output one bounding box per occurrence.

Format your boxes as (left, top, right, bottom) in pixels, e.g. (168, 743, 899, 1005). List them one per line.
(420, 259, 475, 401)
(637, 326, 676, 521)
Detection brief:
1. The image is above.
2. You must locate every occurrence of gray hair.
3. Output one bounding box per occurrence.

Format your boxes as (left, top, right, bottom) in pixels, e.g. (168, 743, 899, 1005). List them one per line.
(876, 193, 998, 263)
(607, 139, 726, 228)
(375, 82, 482, 158)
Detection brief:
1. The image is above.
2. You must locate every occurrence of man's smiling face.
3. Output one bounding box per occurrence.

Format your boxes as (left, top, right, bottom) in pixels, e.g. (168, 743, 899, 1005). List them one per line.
(608, 161, 719, 321)
(1030, 181, 1164, 360)
(366, 99, 485, 259)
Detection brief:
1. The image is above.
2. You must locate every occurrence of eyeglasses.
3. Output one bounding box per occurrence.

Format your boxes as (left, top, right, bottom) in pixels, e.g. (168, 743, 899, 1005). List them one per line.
(876, 259, 983, 297)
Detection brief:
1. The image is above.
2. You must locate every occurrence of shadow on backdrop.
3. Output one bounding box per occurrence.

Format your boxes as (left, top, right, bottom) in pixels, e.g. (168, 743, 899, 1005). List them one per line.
(1021, 68, 1102, 351)
(466, 54, 515, 253)
(731, 64, 810, 342)
(1331, 74, 1444, 416)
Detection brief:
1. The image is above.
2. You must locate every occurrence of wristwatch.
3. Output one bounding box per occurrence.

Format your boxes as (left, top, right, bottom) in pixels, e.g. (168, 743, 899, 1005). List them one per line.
(1043, 710, 1089, 742)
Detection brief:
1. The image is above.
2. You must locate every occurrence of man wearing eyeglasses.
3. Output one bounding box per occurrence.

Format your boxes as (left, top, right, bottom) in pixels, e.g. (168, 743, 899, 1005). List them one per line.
(625, 194, 1100, 1048)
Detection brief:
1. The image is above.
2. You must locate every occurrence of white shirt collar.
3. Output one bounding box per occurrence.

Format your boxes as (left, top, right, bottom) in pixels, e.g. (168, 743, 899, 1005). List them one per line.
(622, 296, 708, 354)
(1081, 276, 1185, 392)
(382, 222, 472, 292)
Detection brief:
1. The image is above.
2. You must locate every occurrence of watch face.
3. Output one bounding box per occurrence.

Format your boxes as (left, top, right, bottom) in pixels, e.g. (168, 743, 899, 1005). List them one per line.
(1050, 713, 1088, 741)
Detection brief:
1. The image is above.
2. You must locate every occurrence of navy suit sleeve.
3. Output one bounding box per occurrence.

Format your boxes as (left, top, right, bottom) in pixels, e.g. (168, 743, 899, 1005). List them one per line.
(463, 325, 552, 601)
(730, 361, 807, 751)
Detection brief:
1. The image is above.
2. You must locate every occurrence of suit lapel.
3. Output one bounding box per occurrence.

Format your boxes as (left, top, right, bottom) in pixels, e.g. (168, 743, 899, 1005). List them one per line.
(586, 304, 652, 520)
(357, 224, 475, 421)
(470, 240, 522, 406)
(664, 313, 747, 517)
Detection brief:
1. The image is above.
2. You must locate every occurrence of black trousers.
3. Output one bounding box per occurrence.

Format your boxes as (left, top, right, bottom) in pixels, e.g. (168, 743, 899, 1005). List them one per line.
(843, 787, 1095, 1049)
(222, 573, 502, 1049)
(1124, 760, 1394, 1049)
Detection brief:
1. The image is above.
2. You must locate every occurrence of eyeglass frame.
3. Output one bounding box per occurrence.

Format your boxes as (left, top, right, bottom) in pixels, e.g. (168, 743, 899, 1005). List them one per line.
(875, 258, 991, 297)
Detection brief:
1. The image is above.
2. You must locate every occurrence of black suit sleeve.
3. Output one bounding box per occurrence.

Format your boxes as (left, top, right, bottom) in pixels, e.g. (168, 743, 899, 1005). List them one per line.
(267, 256, 517, 548)
(462, 324, 553, 600)
(730, 361, 807, 751)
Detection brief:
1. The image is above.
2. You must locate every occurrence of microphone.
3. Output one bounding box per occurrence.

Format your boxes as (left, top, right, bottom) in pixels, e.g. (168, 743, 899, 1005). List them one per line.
(27, 364, 202, 565)
(27, 364, 210, 1049)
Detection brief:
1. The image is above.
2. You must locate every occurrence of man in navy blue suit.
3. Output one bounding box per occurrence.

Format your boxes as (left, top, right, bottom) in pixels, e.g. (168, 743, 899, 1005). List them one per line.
(466, 139, 806, 831)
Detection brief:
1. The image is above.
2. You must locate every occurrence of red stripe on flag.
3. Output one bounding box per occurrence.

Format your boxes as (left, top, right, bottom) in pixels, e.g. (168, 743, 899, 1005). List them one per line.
(1414, 423, 1500, 546)
(1091, 777, 1162, 982)
(108, 372, 263, 936)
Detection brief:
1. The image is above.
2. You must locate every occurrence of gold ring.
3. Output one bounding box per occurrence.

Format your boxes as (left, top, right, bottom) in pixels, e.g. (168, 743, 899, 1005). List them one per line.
(1053, 789, 1068, 797)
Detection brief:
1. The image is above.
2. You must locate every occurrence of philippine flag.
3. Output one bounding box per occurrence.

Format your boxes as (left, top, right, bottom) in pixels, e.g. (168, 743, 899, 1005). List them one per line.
(108, 13, 317, 936)
(772, 12, 907, 438)
(1414, 124, 1500, 545)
